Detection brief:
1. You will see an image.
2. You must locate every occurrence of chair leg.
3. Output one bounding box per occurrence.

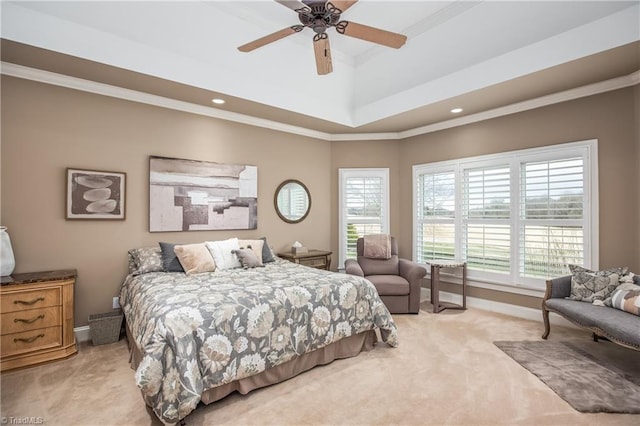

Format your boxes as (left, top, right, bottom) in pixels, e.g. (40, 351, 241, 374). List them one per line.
(593, 333, 599, 342)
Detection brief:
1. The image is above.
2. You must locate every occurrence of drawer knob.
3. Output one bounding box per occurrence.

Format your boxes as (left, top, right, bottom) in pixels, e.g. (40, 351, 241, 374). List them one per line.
(13, 297, 45, 306)
(14, 334, 45, 344)
(14, 314, 45, 324)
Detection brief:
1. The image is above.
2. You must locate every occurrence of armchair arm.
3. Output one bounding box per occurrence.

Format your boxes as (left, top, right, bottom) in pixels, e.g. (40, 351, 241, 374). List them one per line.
(398, 258, 427, 284)
(344, 258, 364, 277)
(399, 259, 427, 313)
(544, 275, 572, 300)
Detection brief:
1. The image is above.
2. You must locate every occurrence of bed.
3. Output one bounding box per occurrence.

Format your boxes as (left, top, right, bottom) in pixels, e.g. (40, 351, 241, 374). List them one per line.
(120, 247, 399, 425)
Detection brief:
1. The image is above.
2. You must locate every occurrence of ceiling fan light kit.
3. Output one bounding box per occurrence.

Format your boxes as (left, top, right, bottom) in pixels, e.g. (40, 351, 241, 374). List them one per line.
(238, 0, 407, 75)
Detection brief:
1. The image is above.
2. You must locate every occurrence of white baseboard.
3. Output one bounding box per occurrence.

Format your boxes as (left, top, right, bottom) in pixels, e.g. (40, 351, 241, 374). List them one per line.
(422, 288, 578, 329)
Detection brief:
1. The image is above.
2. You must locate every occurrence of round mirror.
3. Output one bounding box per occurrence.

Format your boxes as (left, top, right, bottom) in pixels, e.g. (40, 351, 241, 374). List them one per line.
(274, 179, 311, 224)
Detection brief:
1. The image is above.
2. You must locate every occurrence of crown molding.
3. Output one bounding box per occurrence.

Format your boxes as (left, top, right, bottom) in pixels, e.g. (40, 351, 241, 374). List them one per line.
(2, 61, 638, 142)
(399, 71, 640, 139)
(0, 62, 334, 141)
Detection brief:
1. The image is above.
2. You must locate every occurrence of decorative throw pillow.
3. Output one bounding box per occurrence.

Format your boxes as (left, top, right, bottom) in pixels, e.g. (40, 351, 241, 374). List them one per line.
(604, 275, 639, 306)
(159, 242, 185, 273)
(260, 236, 275, 263)
(174, 243, 216, 275)
(609, 286, 640, 316)
(238, 239, 265, 263)
(205, 238, 242, 270)
(568, 264, 626, 303)
(232, 247, 264, 269)
(128, 247, 164, 275)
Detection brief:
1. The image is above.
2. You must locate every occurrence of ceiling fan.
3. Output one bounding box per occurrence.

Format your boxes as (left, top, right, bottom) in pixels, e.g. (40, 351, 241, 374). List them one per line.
(238, 0, 407, 75)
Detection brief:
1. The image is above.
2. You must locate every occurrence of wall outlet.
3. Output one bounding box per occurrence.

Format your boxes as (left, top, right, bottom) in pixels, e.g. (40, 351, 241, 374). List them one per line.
(112, 296, 120, 309)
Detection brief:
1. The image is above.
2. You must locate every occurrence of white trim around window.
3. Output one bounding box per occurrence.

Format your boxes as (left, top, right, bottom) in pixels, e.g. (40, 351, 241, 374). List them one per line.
(338, 168, 390, 268)
(413, 140, 598, 292)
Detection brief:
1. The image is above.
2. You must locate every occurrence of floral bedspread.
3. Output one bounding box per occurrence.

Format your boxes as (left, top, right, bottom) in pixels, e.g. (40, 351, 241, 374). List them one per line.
(120, 259, 398, 424)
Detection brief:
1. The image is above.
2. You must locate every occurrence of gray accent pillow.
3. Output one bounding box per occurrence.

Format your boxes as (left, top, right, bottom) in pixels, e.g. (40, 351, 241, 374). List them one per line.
(232, 247, 263, 268)
(260, 236, 275, 263)
(159, 242, 185, 272)
(568, 264, 627, 303)
(128, 247, 163, 275)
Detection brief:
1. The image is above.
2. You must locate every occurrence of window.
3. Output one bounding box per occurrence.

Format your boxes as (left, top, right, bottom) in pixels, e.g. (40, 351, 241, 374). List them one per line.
(339, 169, 389, 267)
(413, 140, 597, 290)
(415, 170, 455, 261)
(519, 157, 585, 280)
(462, 165, 511, 275)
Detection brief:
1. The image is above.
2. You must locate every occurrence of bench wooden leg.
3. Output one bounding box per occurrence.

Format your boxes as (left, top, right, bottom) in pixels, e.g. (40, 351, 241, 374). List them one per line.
(542, 307, 551, 339)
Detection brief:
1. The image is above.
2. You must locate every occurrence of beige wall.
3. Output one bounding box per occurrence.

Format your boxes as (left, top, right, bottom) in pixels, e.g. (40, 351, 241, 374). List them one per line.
(328, 139, 400, 263)
(1, 76, 332, 326)
(398, 88, 639, 272)
(331, 88, 639, 309)
(2, 76, 639, 326)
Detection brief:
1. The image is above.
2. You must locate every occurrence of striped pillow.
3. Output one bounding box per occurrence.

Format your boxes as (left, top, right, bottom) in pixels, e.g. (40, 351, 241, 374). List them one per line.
(610, 287, 640, 316)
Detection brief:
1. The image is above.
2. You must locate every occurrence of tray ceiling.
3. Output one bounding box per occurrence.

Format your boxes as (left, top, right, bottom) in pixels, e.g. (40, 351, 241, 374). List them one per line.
(1, 1, 639, 135)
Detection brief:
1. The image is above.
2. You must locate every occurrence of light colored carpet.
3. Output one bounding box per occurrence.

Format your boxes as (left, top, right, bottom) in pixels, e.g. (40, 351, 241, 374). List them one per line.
(2, 306, 639, 426)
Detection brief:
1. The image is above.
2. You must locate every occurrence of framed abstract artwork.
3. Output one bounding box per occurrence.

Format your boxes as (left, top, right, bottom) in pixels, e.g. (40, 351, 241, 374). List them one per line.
(66, 168, 126, 220)
(149, 156, 258, 232)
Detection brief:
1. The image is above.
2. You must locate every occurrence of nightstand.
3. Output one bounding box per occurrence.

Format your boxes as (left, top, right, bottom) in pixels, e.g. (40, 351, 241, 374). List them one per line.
(278, 250, 332, 271)
(1, 269, 77, 371)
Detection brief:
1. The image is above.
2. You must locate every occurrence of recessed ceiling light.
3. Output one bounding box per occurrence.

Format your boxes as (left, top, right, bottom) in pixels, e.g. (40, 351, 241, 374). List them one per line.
(450, 107, 463, 114)
(212, 98, 225, 105)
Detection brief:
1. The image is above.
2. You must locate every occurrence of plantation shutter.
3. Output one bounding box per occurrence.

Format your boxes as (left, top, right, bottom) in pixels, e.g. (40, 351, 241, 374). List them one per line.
(462, 165, 511, 274)
(415, 171, 455, 263)
(519, 157, 585, 278)
(339, 169, 389, 266)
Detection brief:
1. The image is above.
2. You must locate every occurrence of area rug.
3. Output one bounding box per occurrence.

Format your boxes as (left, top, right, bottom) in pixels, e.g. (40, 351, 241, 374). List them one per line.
(494, 340, 640, 413)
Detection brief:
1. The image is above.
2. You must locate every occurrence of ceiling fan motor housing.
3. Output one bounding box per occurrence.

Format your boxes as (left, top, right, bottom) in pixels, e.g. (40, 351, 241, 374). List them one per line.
(298, 1, 341, 35)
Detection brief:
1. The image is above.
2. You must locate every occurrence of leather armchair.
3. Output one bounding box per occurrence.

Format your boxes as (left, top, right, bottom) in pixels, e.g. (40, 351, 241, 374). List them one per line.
(345, 237, 427, 314)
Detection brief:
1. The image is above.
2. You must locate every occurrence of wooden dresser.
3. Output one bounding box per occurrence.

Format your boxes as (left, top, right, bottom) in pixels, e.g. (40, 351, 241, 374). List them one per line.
(277, 250, 332, 271)
(1, 270, 77, 371)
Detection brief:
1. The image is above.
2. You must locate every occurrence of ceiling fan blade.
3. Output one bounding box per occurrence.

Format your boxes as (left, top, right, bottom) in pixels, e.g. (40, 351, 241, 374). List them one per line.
(274, 1, 308, 12)
(238, 26, 301, 52)
(336, 21, 407, 49)
(313, 36, 333, 75)
(328, 0, 358, 14)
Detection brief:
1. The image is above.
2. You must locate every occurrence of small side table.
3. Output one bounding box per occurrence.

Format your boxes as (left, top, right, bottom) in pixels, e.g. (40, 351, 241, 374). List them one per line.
(277, 250, 332, 271)
(428, 260, 467, 314)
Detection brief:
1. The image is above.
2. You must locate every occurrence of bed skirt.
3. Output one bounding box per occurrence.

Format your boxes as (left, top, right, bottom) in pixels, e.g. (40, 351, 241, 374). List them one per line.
(126, 323, 377, 406)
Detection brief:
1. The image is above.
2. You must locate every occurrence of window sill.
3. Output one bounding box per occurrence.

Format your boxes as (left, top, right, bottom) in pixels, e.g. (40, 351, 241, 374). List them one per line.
(424, 272, 546, 298)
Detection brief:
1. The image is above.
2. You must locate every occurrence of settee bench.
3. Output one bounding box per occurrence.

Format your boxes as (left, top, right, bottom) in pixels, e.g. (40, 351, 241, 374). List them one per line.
(542, 275, 640, 351)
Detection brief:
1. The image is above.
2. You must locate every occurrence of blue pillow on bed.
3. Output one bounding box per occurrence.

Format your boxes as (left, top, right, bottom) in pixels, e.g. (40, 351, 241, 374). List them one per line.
(159, 242, 185, 272)
(260, 237, 275, 263)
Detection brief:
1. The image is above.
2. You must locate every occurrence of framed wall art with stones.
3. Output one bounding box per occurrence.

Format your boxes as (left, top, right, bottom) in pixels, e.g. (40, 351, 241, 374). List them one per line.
(66, 168, 126, 220)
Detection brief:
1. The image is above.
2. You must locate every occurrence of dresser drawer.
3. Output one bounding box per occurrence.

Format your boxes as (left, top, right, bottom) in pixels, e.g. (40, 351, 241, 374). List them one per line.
(1, 307, 61, 335)
(299, 257, 328, 269)
(1, 288, 60, 313)
(1, 327, 62, 357)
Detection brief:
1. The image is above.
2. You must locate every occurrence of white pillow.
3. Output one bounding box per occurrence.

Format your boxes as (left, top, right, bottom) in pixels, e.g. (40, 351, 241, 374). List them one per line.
(205, 238, 241, 270)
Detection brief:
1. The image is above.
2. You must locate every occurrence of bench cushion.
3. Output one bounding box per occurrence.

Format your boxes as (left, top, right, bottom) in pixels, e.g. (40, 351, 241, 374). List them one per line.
(545, 298, 640, 348)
